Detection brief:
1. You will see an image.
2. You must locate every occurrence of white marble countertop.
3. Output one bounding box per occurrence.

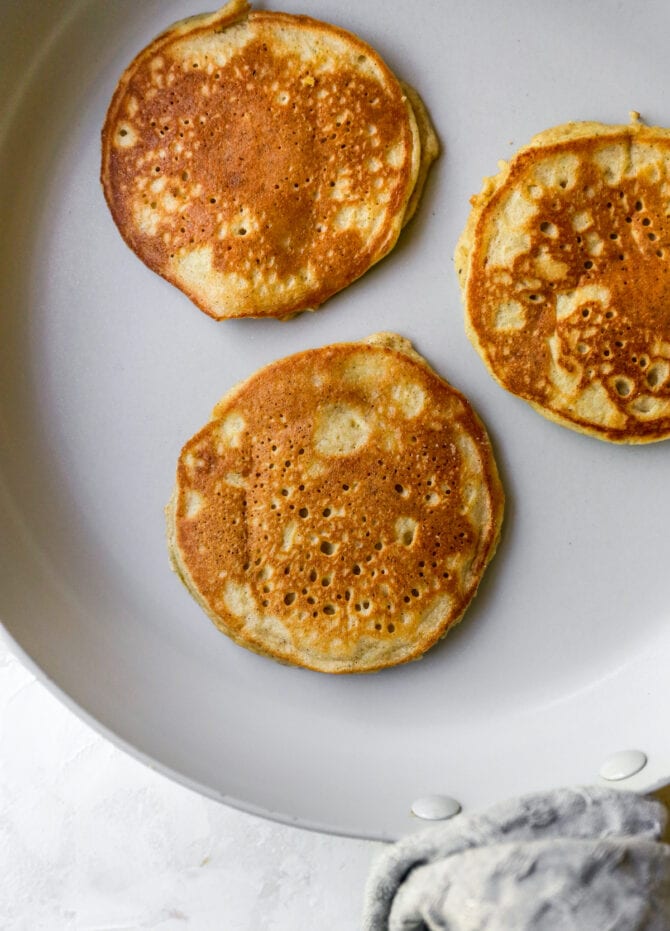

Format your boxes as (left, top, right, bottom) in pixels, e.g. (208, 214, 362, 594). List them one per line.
(0, 642, 382, 930)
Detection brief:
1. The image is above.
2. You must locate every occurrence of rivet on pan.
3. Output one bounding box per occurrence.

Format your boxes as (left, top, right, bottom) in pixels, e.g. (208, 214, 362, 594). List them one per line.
(411, 795, 461, 820)
(599, 749, 648, 781)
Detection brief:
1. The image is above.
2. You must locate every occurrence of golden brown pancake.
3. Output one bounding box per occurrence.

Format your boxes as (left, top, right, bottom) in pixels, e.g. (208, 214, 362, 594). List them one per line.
(101, 1, 438, 320)
(166, 334, 504, 673)
(456, 114, 670, 443)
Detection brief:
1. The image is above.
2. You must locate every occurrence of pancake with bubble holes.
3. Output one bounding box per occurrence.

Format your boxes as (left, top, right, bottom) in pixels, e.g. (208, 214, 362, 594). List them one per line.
(166, 333, 504, 674)
(101, 0, 439, 321)
(455, 114, 670, 443)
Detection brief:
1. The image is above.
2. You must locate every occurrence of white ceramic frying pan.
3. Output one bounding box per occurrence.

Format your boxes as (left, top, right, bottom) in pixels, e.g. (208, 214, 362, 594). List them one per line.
(1, 0, 669, 840)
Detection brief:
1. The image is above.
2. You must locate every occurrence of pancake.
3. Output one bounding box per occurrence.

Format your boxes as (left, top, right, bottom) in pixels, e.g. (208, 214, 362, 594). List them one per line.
(166, 333, 504, 674)
(456, 114, 670, 443)
(101, 1, 439, 321)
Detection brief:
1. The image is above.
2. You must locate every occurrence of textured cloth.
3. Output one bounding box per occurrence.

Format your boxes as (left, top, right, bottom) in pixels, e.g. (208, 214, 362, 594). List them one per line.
(362, 786, 670, 930)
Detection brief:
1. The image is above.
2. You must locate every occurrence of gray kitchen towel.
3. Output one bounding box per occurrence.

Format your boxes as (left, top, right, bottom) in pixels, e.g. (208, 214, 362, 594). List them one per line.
(362, 786, 670, 930)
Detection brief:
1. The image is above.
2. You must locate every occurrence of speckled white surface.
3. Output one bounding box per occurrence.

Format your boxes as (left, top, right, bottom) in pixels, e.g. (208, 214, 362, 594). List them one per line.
(0, 643, 380, 930)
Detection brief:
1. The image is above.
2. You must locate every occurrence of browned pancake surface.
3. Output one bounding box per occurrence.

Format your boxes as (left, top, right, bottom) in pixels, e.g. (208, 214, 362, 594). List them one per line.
(167, 334, 504, 673)
(102, 2, 435, 319)
(456, 118, 670, 442)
